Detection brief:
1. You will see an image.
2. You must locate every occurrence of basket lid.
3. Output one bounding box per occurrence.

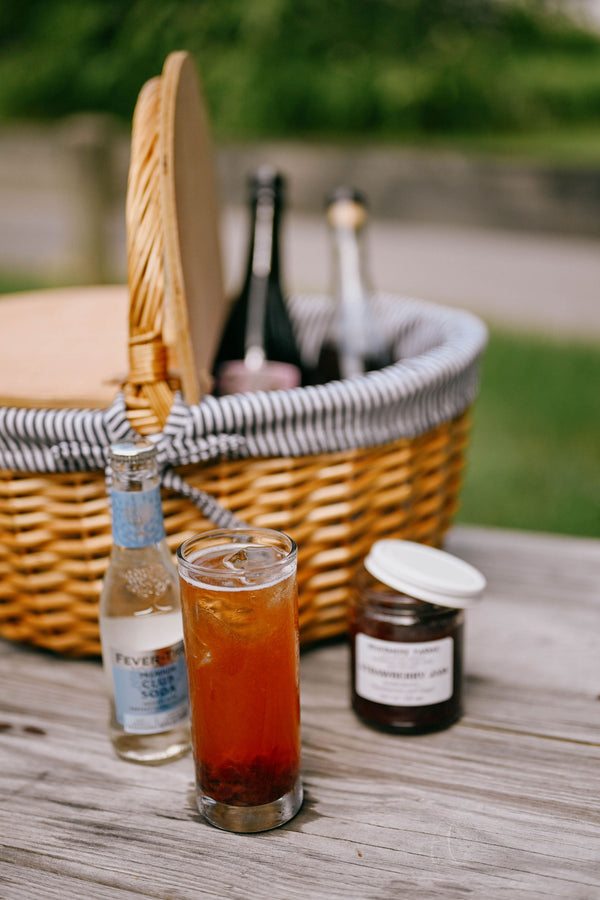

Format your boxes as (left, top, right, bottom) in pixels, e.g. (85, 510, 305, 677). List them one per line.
(0, 284, 128, 409)
(160, 51, 226, 402)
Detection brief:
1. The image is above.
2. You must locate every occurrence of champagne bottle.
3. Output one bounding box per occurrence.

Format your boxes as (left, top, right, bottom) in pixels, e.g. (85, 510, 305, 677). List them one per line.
(312, 187, 394, 383)
(99, 439, 190, 764)
(213, 166, 303, 394)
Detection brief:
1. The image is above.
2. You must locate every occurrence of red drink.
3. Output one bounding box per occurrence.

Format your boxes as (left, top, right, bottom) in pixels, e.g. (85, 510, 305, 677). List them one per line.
(177, 529, 302, 832)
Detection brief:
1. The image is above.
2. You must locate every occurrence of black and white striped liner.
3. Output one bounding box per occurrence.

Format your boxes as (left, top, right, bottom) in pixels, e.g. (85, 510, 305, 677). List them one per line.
(0, 294, 487, 525)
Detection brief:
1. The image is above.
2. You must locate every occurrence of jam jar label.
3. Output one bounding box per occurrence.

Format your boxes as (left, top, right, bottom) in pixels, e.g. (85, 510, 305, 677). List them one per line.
(355, 633, 453, 707)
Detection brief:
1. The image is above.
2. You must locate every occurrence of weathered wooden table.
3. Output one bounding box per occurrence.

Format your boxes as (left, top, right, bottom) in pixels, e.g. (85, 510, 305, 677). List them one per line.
(1, 525, 599, 899)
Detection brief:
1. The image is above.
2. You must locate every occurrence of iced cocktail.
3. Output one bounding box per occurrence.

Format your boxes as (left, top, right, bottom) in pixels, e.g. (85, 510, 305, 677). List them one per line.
(177, 528, 302, 832)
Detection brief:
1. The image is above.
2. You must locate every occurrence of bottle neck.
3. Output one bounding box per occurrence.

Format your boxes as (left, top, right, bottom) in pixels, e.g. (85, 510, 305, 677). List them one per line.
(244, 189, 282, 287)
(332, 223, 369, 315)
(329, 216, 371, 380)
(110, 482, 166, 549)
(243, 188, 282, 362)
(325, 196, 393, 379)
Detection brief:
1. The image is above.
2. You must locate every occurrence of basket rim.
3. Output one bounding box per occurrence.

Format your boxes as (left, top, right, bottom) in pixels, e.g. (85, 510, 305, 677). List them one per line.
(0, 291, 487, 479)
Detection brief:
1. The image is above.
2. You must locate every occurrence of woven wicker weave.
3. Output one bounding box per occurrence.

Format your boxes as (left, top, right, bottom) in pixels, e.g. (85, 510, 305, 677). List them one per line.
(0, 414, 468, 655)
(0, 53, 479, 657)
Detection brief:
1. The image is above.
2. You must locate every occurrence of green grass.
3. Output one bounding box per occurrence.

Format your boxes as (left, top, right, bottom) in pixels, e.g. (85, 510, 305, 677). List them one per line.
(457, 330, 600, 538)
(0, 273, 50, 295)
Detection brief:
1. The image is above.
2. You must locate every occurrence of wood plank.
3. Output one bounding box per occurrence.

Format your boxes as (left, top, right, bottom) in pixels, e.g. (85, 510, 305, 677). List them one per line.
(1, 525, 599, 899)
(444, 525, 600, 741)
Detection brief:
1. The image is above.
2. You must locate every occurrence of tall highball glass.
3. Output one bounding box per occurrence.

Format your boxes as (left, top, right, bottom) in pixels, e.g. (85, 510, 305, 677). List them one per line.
(177, 528, 302, 833)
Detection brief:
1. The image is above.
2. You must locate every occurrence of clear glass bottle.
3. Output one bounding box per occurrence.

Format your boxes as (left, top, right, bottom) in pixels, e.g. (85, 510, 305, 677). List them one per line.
(348, 540, 485, 734)
(99, 439, 190, 764)
(312, 186, 395, 384)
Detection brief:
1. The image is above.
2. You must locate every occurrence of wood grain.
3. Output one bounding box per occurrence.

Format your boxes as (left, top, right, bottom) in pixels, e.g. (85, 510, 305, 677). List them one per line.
(0, 285, 128, 408)
(160, 51, 226, 402)
(1, 525, 599, 900)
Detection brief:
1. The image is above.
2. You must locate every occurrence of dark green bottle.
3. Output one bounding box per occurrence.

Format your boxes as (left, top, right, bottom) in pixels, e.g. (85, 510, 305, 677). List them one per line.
(212, 166, 304, 392)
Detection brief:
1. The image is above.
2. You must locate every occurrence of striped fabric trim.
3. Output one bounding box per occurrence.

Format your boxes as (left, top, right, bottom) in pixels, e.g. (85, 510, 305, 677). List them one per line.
(0, 294, 487, 483)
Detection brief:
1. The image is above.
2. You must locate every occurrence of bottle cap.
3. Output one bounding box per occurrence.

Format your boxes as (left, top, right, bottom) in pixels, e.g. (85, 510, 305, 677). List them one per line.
(249, 165, 284, 198)
(109, 439, 158, 474)
(109, 439, 155, 460)
(364, 539, 486, 608)
(326, 186, 367, 208)
(326, 186, 368, 229)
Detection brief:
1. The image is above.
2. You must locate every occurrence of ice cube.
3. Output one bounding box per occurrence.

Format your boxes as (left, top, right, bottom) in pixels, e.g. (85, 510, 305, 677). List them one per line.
(223, 549, 249, 570)
(222, 546, 280, 572)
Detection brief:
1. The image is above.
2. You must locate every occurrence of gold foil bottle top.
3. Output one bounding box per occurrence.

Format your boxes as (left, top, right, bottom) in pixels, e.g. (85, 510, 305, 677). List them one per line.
(326, 186, 368, 230)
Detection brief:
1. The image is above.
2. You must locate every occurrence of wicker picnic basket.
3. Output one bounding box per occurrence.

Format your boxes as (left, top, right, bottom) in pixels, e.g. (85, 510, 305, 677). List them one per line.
(0, 53, 487, 657)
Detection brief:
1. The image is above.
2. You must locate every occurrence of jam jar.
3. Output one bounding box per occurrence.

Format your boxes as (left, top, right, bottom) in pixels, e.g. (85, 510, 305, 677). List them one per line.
(348, 539, 486, 734)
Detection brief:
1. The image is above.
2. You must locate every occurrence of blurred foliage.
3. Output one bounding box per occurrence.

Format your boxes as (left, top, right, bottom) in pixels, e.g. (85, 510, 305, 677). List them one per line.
(1, 0, 600, 139)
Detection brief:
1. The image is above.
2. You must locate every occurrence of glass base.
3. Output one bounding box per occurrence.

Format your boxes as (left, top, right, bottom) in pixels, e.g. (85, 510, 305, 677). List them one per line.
(197, 776, 303, 833)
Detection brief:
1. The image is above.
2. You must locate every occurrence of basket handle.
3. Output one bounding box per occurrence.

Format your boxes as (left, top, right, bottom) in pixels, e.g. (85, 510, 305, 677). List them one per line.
(123, 53, 225, 435)
(123, 75, 175, 434)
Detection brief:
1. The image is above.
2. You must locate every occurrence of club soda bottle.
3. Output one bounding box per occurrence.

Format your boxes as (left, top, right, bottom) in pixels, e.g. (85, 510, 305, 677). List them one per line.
(99, 439, 190, 764)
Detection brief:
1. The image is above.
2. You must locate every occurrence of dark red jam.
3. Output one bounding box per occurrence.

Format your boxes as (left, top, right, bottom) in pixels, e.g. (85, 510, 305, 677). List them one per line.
(198, 750, 300, 806)
(349, 565, 464, 734)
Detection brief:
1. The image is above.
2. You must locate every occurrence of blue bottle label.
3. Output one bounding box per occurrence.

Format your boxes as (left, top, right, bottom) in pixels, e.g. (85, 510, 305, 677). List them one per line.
(111, 640, 189, 734)
(112, 485, 166, 548)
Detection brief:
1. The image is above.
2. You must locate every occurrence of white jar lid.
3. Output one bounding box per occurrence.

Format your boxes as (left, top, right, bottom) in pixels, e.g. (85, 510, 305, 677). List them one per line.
(364, 540, 486, 609)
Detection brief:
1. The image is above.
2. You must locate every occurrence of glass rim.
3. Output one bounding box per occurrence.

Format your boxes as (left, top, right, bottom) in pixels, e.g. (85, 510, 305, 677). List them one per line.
(176, 527, 297, 578)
